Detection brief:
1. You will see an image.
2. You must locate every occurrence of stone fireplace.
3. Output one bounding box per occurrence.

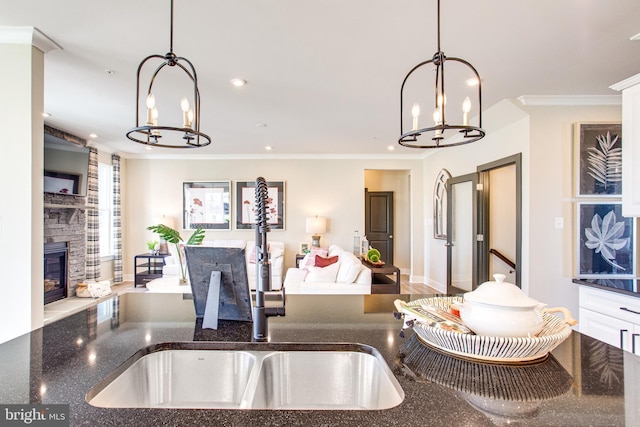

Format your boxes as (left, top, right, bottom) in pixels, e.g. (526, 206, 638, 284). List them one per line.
(44, 192, 87, 302)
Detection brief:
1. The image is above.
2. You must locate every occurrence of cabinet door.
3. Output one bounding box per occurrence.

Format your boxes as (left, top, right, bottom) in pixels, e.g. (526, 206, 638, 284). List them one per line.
(621, 80, 640, 217)
(579, 307, 633, 350)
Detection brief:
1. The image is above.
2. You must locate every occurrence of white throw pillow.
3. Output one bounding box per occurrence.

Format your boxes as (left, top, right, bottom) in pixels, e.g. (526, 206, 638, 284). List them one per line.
(328, 245, 345, 257)
(305, 262, 340, 283)
(336, 252, 363, 283)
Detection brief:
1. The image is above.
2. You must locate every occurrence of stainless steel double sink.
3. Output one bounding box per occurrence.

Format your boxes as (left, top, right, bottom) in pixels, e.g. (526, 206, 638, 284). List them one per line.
(86, 342, 404, 410)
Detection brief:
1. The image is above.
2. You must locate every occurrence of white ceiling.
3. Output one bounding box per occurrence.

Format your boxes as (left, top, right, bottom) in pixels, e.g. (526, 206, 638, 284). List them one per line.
(1, 0, 639, 158)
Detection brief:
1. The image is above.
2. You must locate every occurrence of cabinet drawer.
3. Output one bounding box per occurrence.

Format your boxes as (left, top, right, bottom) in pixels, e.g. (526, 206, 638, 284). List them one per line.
(579, 307, 633, 349)
(579, 286, 640, 323)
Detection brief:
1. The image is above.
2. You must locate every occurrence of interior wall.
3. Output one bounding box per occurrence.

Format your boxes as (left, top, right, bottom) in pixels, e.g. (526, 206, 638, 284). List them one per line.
(364, 169, 411, 274)
(121, 158, 424, 281)
(489, 164, 517, 281)
(0, 43, 44, 344)
(523, 104, 622, 319)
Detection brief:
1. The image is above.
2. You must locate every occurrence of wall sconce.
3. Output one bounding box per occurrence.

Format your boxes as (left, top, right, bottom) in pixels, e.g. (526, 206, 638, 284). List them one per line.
(305, 216, 327, 248)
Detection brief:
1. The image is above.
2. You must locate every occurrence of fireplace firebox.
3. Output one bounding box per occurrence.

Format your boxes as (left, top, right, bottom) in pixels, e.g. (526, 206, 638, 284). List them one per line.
(44, 242, 68, 304)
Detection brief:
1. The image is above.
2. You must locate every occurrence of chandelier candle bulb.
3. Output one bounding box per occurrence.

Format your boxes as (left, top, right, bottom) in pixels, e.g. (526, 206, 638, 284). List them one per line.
(180, 97, 190, 127)
(411, 103, 421, 130)
(462, 97, 471, 126)
(152, 109, 160, 136)
(187, 109, 194, 129)
(146, 93, 156, 125)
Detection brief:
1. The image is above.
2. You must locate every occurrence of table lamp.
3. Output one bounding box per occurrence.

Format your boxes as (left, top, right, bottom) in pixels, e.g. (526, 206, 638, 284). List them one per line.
(306, 216, 327, 248)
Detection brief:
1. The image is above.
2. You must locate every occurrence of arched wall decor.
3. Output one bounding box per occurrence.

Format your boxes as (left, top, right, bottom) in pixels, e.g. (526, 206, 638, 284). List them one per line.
(434, 169, 451, 240)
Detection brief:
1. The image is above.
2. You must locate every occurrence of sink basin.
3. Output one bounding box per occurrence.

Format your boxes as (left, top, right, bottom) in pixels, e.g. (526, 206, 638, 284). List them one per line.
(86, 342, 404, 410)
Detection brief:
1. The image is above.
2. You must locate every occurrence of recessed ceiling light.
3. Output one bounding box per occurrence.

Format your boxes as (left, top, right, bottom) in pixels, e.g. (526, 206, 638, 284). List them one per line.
(631, 32, 640, 41)
(42, 112, 51, 118)
(466, 77, 479, 86)
(231, 78, 247, 87)
(89, 133, 98, 138)
(105, 69, 115, 75)
(387, 145, 395, 151)
(145, 146, 153, 150)
(256, 123, 267, 128)
(265, 146, 272, 151)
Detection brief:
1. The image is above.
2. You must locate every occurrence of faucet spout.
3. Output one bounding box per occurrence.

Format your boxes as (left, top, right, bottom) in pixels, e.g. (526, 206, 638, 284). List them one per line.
(252, 177, 285, 342)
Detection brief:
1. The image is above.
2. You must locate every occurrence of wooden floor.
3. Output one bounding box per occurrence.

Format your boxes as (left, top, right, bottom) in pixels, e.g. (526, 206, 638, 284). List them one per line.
(399, 274, 441, 295)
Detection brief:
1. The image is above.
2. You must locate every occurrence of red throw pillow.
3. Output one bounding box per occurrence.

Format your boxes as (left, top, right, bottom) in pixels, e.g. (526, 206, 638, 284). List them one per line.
(315, 255, 339, 268)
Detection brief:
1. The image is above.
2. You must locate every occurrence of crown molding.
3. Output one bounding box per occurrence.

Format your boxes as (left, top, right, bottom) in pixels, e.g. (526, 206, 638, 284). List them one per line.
(610, 73, 640, 92)
(0, 26, 62, 53)
(517, 95, 621, 106)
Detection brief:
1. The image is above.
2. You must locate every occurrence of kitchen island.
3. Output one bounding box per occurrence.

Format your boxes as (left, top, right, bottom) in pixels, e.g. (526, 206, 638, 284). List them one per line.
(0, 292, 636, 426)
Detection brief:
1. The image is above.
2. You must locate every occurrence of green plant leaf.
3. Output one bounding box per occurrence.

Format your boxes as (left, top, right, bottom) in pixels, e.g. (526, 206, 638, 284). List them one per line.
(147, 224, 182, 244)
(186, 228, 205, 245)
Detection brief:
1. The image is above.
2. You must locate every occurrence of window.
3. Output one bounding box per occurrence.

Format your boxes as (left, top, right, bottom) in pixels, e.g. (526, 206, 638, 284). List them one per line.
(98, 162, 114, 257)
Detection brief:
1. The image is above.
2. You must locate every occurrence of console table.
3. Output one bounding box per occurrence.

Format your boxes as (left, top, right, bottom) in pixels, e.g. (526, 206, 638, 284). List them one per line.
(134, 253, 169, 287)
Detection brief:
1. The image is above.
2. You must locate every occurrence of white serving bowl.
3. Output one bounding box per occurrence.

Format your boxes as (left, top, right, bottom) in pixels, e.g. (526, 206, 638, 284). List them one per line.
(456, 274, 576, 337)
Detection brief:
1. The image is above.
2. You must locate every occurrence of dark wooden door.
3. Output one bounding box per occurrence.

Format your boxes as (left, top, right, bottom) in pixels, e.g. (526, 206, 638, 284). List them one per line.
(365, 190, 394, 265)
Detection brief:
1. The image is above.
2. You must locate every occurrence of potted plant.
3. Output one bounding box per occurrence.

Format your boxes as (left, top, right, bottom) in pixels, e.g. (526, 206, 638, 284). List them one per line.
(147, 224, 205, 284)
(146, 240, 159, 254)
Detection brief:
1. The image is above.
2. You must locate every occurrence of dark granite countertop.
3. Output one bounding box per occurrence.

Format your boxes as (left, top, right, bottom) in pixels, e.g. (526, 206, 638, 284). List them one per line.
(1, 292, 637, 426)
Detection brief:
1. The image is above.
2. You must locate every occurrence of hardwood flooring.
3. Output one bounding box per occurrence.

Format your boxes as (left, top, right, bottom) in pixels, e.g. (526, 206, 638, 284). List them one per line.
(399, 274, 441, 295)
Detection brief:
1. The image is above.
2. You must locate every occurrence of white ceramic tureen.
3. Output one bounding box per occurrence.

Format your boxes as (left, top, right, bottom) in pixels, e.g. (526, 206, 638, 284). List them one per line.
(456, 274, 576, 337)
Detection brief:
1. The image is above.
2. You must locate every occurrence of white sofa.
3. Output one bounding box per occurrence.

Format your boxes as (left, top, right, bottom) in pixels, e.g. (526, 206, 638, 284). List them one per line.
(283, 245, 371, 294)
(162, 239, 284, 290)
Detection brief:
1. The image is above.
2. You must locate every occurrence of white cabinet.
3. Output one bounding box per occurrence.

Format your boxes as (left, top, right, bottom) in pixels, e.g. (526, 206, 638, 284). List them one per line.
(579, 286, 640, 354)
(611, 73, 640, 217)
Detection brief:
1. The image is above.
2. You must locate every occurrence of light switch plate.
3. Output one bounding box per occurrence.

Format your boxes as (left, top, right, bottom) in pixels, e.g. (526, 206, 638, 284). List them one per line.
(554, 217, 564, 229)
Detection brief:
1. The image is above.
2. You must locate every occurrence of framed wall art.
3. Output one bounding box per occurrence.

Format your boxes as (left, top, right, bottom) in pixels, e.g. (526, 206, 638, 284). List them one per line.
(577, 202, 635, 277)
(574, 122, 622, 197)
(235, 180, 285, 230)
(183, 181, 231, 230)
(433, 168, 451, 240)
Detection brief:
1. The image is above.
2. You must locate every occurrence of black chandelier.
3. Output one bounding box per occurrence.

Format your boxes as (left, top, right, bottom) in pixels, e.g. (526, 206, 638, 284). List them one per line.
(126, 0, 211, 148)
(399, 0, 485, 148)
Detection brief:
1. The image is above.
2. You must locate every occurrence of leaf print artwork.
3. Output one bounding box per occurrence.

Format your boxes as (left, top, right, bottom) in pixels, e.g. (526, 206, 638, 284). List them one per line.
(586, 132, 622, 190)
(584, 210, 629, 270)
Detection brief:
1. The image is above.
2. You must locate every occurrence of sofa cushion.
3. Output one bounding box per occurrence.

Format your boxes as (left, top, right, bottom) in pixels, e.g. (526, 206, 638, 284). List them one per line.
(305, 262, 340, 283)
(303, 248, 328, 268)
(336, 252, 363, 284)
(328, 245, 345, 257)
(315, 255, 339, 267)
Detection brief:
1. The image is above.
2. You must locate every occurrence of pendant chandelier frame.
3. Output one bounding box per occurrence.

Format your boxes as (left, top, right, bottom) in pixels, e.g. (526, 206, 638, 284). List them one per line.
(126, 0, 211, 148)
(399, 0, 485, 148)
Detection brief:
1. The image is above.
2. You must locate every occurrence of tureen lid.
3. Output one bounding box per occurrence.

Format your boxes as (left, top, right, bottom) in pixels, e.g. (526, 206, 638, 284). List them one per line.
(464, 274, 540, 308)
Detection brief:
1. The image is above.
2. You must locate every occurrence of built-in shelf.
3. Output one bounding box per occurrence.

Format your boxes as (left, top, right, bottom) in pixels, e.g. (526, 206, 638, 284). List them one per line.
(44, 203, 91, 210)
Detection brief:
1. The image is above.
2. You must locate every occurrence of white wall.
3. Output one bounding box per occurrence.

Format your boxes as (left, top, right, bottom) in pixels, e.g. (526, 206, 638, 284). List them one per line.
(0, 43, 45, 344)
(121, 158, 424, 280)
(524, 104, 622, 319)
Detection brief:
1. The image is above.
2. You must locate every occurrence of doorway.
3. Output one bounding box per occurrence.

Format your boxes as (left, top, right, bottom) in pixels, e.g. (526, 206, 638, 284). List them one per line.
(446, 154, 522, 292)
(363, 170, 410, 272)
(478, 154, 522, 287)
(365, 190, 394, 264)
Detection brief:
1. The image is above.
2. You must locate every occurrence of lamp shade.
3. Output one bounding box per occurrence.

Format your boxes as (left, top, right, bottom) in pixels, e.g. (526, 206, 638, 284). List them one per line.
(305, 216, 327, 234)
